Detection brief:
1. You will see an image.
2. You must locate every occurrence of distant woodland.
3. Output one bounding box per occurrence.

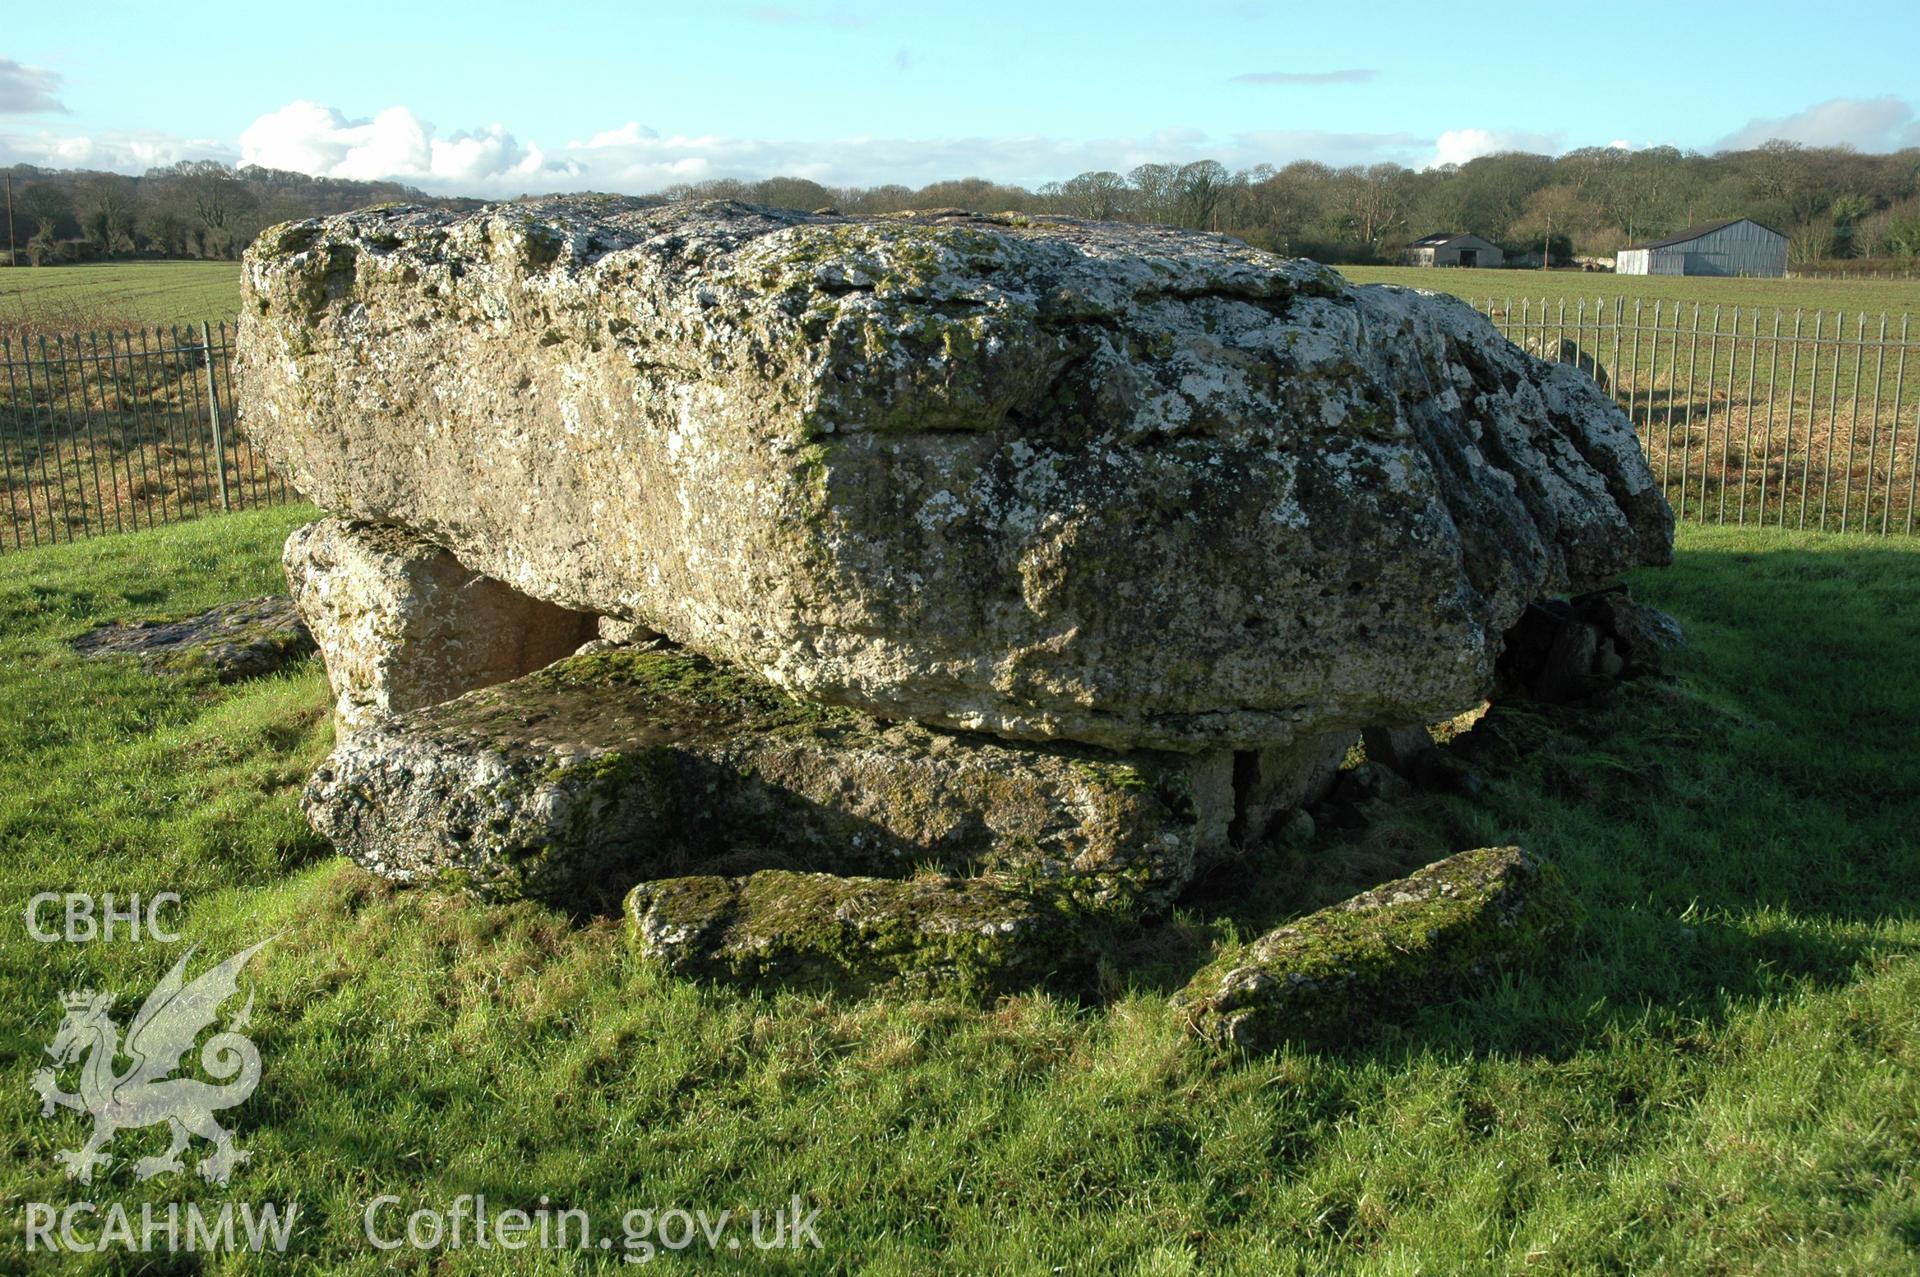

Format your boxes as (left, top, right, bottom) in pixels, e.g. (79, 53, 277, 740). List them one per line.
(7, 140, 1919, 269)
(0, 161, 473, 265)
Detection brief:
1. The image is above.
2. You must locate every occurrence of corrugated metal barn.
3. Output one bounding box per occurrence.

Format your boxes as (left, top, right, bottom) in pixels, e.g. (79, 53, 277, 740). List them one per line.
(1615, 218, 1787, 277)
(1404, 232, 1504, 268)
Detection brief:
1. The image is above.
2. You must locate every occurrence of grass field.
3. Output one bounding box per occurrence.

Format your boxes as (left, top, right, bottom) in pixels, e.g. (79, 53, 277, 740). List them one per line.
(1, 507, 1916, 1272)
(4, 260, 1916, 345)
(0, 262, 243, 335)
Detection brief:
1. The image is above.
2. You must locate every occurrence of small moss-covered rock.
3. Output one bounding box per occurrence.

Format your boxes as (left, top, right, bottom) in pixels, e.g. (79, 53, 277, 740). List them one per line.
(1174, 846, 1580, 1051)
(70, 595, 315, 684)
(306, 647, 1228, 911)
(626, 870, 1083, 995)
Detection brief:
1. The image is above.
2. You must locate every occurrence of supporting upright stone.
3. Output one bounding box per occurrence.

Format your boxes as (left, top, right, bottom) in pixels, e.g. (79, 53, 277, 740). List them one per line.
(1495, 586, 1687, 703)
(1234, 733, 1354, 848)
(1361, 725, 1437, 777)
(285, 518, 596, 734)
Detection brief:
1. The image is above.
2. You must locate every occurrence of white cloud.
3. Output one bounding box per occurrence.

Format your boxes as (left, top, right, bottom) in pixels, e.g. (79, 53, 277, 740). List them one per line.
(0, 58, 66, 114)
(237, 101, 569, 190)
(580, 122, 660, 149)
(0, 99, 1578, 195)
(0, 126, 231, 171)
(1717, 95, 1920, 151)
(1426, 127, 1561, 169)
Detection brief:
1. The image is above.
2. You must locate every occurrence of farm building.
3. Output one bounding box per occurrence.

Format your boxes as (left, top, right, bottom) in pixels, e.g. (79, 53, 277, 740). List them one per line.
(1403, 232, 1504, 268)
(1615, 218, 1786, 277)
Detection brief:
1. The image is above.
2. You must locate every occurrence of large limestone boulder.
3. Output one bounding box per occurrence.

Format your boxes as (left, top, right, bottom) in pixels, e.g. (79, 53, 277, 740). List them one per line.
(240, 199, 1671, 755)
(285, 517, 594, 733)
(305, 647, 1232, 912)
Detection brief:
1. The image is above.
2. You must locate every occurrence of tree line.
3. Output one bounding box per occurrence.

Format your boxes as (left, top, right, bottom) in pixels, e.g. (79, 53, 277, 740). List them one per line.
(7, 140, 1919, 269)
(666, 142, 1920, 267)
(1, 161, 467, 264)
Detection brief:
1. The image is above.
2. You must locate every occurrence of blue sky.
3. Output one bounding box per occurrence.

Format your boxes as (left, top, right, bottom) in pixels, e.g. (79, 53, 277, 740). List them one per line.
(3, 0, 1917, 195)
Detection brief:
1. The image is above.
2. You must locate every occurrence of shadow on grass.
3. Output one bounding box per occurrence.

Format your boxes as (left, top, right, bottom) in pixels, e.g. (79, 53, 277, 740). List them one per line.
(1106, 538, 1920, 1059)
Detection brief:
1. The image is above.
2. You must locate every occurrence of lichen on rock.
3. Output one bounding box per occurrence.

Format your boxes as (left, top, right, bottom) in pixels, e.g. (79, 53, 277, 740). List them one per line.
(1174, 846, 1581, 1051)
(625, 869, 1083, 995)
(252, 199, 1664, 998)
(240, 198, 1673, 756)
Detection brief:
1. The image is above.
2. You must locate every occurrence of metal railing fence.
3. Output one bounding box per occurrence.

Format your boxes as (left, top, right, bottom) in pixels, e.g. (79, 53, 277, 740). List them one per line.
(1473, 297, 1918, 535)
(3, 304, 1917, 549)
(0, 322, 290, 550)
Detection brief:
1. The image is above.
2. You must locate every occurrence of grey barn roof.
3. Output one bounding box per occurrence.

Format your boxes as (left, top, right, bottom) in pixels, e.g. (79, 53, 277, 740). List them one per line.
(1410, 232, 1479, 247)
(1625, 218, 1785, 251)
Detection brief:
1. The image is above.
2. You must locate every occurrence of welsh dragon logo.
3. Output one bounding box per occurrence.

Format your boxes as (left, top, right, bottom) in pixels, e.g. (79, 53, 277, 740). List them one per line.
(31, 939, 272, 1185)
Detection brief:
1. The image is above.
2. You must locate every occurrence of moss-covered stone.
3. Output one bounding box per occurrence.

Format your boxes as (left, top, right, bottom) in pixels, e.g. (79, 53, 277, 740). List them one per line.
(1174, 846, 1581, 1051)
(69, 595, 315, 684)
(306, 647, 1229, 912)
(625, 869, 1086, 996)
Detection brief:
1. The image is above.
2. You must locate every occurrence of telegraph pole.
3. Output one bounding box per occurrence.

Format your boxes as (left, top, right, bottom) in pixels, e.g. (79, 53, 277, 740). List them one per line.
(5, 175, 14, 267)
(1542, 213, 1551, 272)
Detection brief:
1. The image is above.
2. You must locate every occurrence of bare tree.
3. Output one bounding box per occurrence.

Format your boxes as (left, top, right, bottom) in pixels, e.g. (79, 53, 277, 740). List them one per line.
(79, 178, 138, 256)
(1173, 160, 1231, 230)
(1128, 163, 1179, 224)
(1788, 219, 1836, 264)
(176, 162, 257, 257)
(1059, 171, 1129, 220)
(1336, 164, 1415, 259)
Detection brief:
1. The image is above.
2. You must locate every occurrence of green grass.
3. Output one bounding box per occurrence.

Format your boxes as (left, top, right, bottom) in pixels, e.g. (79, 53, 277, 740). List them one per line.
(2, 510, 1919, 1271)
(1340, 265, 1920, 323)
(0, 262, 243, 333)
(0, 259, 1915, 342)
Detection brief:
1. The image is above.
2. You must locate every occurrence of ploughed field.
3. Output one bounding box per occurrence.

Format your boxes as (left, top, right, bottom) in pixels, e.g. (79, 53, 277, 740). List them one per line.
(1, 505, 1915, 1272)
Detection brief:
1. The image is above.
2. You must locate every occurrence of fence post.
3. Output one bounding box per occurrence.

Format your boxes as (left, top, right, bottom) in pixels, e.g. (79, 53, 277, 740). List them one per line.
(201, 321, 230, 512)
